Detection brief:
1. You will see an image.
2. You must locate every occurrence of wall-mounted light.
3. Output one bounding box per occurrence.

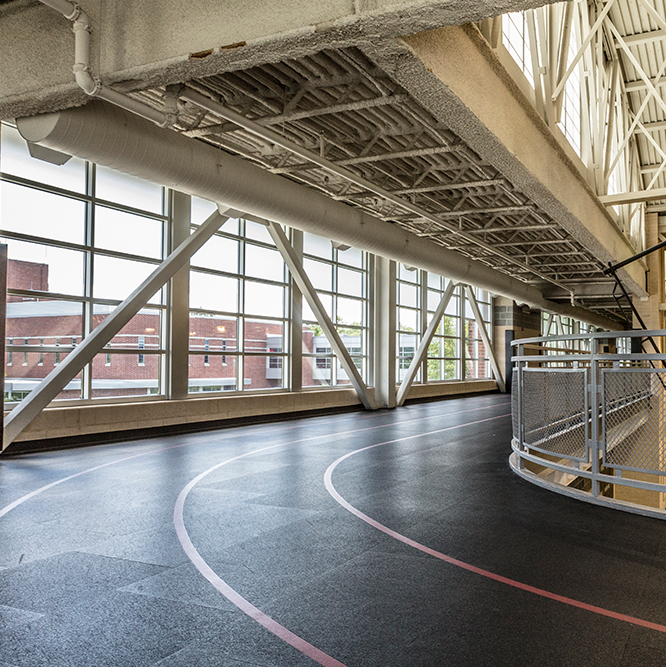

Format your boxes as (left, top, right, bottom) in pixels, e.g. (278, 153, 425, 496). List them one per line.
(145, 327, 155, 333)
(216, 326, 225, 332)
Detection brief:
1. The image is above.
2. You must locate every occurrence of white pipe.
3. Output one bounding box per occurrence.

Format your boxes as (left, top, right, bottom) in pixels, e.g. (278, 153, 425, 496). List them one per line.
(37, 0, 170, 126)
(16, 100, 621, 331)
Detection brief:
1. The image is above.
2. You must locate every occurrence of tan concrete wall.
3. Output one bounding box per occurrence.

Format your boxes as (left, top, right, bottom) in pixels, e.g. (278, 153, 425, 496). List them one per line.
(374, 25, 645, 295)
(12, 381, 496, 443)
(0, 0, 558, 120)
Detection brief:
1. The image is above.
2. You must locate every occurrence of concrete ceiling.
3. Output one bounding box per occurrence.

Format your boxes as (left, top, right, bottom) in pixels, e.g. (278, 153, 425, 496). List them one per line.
(0, 0, 650, 328)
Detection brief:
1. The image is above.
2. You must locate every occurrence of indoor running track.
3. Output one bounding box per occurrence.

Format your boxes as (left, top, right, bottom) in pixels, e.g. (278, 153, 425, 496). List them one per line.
(2, 394, 666, 666)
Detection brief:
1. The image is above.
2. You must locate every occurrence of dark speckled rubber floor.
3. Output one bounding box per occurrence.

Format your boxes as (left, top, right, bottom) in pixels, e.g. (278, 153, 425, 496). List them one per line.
(2, 394, 666, 666)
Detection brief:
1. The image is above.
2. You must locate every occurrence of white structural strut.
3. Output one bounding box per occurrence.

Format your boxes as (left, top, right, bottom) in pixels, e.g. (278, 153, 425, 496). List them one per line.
(265, 220, 376, 410)
(3, 209, 234, 448)
(464, 285, 505, 393)
(16, 100, 620, 331)
(38, 0, 170, 126)
(396, 281, 457, 407)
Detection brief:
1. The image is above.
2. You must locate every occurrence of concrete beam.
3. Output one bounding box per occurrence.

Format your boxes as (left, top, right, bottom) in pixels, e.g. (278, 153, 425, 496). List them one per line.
(360, 24, 647, 298)
(1, 0, 560, 120)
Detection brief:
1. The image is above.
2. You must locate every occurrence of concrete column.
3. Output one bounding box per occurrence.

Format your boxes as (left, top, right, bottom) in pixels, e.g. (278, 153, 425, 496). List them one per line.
(290, 229, 303, 392)
(493, 297, 541, 389)
(374, 256, 396, 408)
(633, 212, 664, 349)
(167, 191, 191, 399)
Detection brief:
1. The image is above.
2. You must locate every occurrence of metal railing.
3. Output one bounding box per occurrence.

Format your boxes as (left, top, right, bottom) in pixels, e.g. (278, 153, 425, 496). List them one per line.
(511, 330, 666, 519)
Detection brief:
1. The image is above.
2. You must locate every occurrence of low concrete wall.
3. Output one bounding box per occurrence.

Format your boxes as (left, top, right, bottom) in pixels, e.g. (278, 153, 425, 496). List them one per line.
(12, 380, 498, 443)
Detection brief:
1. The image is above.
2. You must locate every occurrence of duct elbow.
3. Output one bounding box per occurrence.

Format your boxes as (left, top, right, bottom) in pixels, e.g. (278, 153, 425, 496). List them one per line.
(73, 65, 101, 96)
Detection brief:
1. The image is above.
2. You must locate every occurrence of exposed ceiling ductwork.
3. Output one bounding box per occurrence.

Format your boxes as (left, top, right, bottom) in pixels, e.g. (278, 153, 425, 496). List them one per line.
(17, 100, 621, 330)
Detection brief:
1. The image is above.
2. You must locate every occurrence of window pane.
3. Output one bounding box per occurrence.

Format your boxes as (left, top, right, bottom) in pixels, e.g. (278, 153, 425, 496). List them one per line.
(94, 255, 161, 303)
(7, 298, 83, 344)
(399, 264, 418, 282)
(337, 267, 362, 297)
(190, 272, 238, 313)
(337, 246, 362, 268)
(428, 289, 446, 312)
(95, 206, 163, 259)
(399, 307, 418, 332)
(244, 355, 285, 390)
(191, 199, 240, 235)
(245, 244, 285, 282)
(302, 355, 332, 387)
(399, 282, 418, 307)
(5, 350, 81, 403)
(189, 314, 238, 352)
(95, 166, 163, 213)
(244, 281, 283, 318)
(302, 293, 332, 321)
(245, 220, 274, 245)
(439, 316, 459, 337)
(1, 123, 86, 193)
(304, 258, 332, 291)
(445, 295, 458, 316)
(191, 235, 239, 274)
(337, 297, 363, 326)
(244, 319, 283, 353)
(303, 232, 332, 259)
(1, 181, 85, 244)
(90, 352, 162, 399)
(92, 307, 161, 349)
(189, 354, 237, 393)
(427, 272, 442, 289)
(4, 238, 85, 296)
(337, 357, 364, 386)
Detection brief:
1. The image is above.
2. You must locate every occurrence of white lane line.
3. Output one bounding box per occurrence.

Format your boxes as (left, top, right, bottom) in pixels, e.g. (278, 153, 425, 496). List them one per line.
(172, 402, 510, 667)
(0, 399, 510, 521)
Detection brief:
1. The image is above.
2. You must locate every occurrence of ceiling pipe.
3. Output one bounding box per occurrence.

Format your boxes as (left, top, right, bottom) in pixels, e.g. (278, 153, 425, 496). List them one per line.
(38, 0, 171, 127)
(16, 100, 621, 330)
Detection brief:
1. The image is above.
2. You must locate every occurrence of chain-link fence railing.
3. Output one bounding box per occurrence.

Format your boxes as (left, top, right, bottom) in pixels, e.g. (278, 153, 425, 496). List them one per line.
(522, 369, 587, 461)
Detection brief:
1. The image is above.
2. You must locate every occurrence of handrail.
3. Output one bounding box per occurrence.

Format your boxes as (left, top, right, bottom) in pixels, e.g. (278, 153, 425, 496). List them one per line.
(510, 330, 666, 520)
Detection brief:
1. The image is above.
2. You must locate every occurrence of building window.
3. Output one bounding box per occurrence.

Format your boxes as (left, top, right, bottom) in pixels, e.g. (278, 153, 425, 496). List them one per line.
(54, 337, 60, 365)
(269, 347, 283, 369)
(7, 339, 12, 366)
(22, 338, 28, 366)
(204, 339, 210, 366)
(138, 335, 145, 366)
(38, 338, 44, 366)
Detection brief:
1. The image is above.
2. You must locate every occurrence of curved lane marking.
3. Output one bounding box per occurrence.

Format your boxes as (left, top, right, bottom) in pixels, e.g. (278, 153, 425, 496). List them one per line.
(173, 403, 510, 667)
(174, 442, 348, 667)
(0, 399, 509, 520)
(324, 413, 666, 635)
(0, 401, 510, 667)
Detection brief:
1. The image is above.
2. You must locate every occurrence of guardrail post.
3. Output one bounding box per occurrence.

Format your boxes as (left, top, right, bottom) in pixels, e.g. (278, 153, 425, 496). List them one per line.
(517, 341, 525, 469)
(590, 336, 600, 497)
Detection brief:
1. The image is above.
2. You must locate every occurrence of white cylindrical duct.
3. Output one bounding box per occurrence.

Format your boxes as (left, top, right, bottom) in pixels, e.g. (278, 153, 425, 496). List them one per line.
(17, 101, 619, 330)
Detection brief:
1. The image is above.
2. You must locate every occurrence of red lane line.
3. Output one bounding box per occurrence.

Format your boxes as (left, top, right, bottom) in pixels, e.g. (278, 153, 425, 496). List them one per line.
(324, 413, 666, 635)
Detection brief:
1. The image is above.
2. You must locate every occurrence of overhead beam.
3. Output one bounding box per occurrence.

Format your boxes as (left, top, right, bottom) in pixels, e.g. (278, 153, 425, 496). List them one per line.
(0, 0, 563, 120)
(3, 208, 234, 449)
(265, 219, 376, 410)
(599, 188, 666, 206)
(364, 24, 645, 295)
